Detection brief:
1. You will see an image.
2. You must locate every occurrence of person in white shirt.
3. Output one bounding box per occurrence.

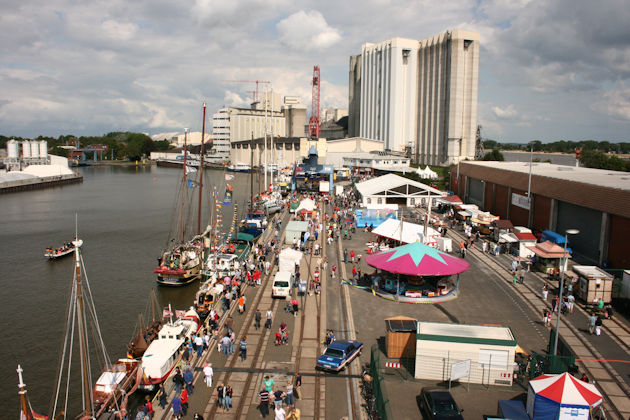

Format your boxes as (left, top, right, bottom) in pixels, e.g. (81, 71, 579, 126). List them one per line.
(274, 406, 286, 420)
(203, 363, 213, 387)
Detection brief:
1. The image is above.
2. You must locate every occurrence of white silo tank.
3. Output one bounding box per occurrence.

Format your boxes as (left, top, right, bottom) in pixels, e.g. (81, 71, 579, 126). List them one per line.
(22, 141, 32, 158)
(7, 140, 19, 158)
(39, 140, 48, 159)
(31, 140, 40, 158)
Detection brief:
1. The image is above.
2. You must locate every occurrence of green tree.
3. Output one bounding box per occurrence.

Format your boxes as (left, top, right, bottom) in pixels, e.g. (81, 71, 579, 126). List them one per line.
(482, 149, 504, 161)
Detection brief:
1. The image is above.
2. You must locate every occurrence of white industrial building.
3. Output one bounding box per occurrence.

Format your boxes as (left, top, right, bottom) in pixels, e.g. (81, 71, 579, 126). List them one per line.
(212, 93, 307, 164)
(348, 30, 479, 166)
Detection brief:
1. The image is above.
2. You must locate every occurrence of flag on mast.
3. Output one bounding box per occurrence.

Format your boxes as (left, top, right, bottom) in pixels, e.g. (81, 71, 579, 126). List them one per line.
(223, 184, 233, 204)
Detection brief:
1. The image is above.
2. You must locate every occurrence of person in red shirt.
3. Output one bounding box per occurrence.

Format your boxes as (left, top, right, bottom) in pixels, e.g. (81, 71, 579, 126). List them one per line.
(181, 388, 189, 416)
(350, 250, 355, 263)
(352, 266, 357, 280)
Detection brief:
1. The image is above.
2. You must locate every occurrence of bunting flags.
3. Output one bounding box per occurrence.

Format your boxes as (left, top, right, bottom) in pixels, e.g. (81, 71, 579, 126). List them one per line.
(175, 310, 186, 318)
(162, 308, 173, 318)
(225, 173, 234, 181)
(223, 184, 233, 204)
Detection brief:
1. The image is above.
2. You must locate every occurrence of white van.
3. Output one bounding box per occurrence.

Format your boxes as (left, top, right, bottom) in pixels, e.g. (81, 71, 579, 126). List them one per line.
(272, 271, 293, 298)
(264, 200, 283, 215)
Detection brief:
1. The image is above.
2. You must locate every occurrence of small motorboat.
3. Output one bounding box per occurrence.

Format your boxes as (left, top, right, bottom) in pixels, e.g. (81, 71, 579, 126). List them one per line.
(44, 239, 83, 260)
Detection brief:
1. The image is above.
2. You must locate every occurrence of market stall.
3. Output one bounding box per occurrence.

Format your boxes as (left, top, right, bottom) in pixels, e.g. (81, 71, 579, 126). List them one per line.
(284, 221, 310, 245)
(514, 230, 537, 258)
(365, 241, 470, 304)
(573, 265, 613, 305)
(526, 372, 602, 420)
(526, 241, 571, 274)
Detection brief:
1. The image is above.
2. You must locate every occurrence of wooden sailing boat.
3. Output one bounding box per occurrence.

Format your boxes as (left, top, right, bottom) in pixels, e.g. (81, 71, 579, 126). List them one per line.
(154, 103, 210, 286)
(126, 290, 162, 359)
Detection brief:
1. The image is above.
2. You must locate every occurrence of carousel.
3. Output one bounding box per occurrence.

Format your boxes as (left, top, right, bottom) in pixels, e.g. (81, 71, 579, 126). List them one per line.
(365, 241, 470, 303)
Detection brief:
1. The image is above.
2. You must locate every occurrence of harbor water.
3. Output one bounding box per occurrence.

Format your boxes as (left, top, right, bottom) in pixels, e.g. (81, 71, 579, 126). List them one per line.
(0, 164, 260, 416)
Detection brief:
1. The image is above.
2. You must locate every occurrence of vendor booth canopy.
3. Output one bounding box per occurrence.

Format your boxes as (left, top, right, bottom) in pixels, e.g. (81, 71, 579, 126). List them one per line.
(365, 241, 470, 276)
(296, 198, 316, 213)
(372, 218, 439, 244)
(527, 241, 571, 259)
(527, 372, 602, 420)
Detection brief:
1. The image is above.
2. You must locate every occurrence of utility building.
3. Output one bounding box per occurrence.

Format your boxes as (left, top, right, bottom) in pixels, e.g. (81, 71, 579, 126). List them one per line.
(349, 30, 479, 166)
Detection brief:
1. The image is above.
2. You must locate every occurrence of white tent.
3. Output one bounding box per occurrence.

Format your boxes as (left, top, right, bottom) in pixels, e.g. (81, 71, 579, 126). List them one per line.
(372, 218, 440, 245)
(423, 166, 438, 180)
(296, 198, 316, 213)
(278, 248, 303, 273)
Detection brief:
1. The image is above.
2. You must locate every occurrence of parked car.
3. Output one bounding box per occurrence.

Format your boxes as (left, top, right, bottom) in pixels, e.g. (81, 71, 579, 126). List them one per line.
(315, 339, 363, 372)
(272, 271, 293, 299)
(419, 388, 464, 420)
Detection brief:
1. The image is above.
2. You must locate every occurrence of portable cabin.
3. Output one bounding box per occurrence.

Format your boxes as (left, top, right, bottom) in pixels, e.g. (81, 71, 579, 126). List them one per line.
(514, 231, 537, 258)
(573, 265, 614, 304)
(385, 316, 417, 358)
(284, 221, 309, 244)
(415, 322, 517, 386)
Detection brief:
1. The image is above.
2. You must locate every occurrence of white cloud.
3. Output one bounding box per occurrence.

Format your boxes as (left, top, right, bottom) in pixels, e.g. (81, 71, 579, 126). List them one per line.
(491, 104, 517, 119)
(223, 90, 249, 108)
(276, 10, 341, 51)
(594, 85, 630, 121)
(101, 20, 138, 41)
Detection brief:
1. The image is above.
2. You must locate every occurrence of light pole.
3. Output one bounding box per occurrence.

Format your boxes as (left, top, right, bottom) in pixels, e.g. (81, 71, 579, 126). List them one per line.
(552, 229, 580, 356)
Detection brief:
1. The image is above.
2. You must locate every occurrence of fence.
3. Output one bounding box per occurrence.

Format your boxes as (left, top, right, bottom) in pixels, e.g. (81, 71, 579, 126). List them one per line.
(369, 345, 393, 420)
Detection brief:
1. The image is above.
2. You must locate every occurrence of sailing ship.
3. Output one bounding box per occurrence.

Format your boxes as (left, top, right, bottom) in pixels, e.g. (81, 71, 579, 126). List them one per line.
(138, 307, 200, 391)
(126, 290, 163, 359)
(154, 106, 211, 287)
(44, 238, 83, 260)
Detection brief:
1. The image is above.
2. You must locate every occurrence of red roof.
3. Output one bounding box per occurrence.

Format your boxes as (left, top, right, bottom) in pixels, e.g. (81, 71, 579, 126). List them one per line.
(514, 232, 537, 241)
(445, 195, 463, 204)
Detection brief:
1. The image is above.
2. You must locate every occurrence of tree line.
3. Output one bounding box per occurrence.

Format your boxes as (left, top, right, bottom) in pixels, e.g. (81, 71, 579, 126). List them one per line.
(0, 132, 173, 162)
(482, 139, 630, 172)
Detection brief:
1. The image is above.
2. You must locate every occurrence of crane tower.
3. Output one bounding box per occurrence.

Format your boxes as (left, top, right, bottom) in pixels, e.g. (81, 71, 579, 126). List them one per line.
(308, 66, 320, 138)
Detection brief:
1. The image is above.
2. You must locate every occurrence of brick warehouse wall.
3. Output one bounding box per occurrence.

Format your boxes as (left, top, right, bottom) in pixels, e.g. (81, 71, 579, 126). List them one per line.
(509, 188, 529, 227)
(608, 215, 630, 268)
(533, 195, 552, 232)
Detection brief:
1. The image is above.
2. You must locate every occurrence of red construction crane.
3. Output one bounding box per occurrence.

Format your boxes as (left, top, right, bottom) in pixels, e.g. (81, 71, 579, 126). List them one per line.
(308, 66, 321, 139)
(221, 80, 271, 103)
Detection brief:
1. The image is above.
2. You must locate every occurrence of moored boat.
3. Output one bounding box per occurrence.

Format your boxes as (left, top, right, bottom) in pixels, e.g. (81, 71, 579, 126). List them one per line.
(44, 239, 83, 260)
(227, 162, 251, 172)
(93, 358, 139, 412)
(138, 308, 200, 391)
(154, 235, 206, 286)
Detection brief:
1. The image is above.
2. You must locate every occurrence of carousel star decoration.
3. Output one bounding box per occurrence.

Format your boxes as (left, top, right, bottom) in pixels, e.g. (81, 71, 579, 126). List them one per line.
(386, 241, 447, 266)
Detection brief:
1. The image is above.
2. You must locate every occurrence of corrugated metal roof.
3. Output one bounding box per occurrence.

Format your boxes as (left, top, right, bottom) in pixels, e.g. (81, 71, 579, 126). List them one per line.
(356, 174, 444, 197)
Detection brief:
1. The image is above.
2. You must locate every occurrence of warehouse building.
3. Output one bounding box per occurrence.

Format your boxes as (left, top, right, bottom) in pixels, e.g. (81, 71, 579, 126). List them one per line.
(451, 161, 630, 268)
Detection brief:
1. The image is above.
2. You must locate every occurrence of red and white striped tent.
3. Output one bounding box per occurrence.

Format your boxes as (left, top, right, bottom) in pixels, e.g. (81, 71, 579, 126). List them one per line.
(526, 372, 602, 419)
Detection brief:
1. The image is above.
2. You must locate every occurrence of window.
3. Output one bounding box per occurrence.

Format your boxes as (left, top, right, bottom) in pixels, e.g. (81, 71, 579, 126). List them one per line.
(294, 143, 300, 151)
(276, 143, 283, 150)
(367, 198, 372, 204)
(236, 144, 241, 149)
(243, 143, 248, 149)
(377, 198, 383, 204)
(410, 198, 415, 205)
(285, 143, 292, 150)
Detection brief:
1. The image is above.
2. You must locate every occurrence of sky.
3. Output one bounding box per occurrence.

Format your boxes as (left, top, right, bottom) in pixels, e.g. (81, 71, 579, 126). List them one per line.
(1, 0, 630, 143)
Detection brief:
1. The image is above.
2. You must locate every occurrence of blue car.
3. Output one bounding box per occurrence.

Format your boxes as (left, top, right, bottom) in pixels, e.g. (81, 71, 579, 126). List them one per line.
(316, 339, 363, 372)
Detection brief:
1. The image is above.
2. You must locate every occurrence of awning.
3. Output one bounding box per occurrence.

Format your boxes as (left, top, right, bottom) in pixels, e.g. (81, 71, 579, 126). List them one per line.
(495, 219, 514, 230)
(499, 233, 518, 243)
(527, 241, 571, 258)
(372, 218, 439, 244)
(457, 210, 471, 217)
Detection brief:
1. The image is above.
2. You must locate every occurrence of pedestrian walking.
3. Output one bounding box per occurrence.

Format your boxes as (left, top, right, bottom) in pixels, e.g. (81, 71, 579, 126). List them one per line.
(240, 336, 247, 361)
(519, 268, 525, 284)
(255, 309, 262, 330)
(595, 316, 603, 336)
(542, 283, 549, 300)
(157, 383, 168, 409)
(171, 394, 182, 419)
(172, 367, 184, 395)
(144, 396, 154, 419)
(274, 405, 286, 420)
(294, 372, 302, 400)
(552, 296, 559, 313)
(273, 388, 285, 410)
(203, 363, 213, 387)
(238, 295, 246, 313)
(183, 364, 194, 394)
(224, 385, 233, 411)
(180, 388, 189, 416)
(217, 383, 225, 408)
(343, 249, 348, 263)
(258, 388, 270, 418)
(265, 308, 273, 329)
(588, 313, 597, 334)
(350, 250, 355, 263)
(511, 259, 518, 274)
(543, 309, 550, 327)
(220, 334, 231, 356)
(285, 382, 295, 407)
(264, 375, 275, 393)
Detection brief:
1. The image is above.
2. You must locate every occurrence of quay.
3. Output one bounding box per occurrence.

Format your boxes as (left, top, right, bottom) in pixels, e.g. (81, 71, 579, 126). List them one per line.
(0, 173, 83, 194)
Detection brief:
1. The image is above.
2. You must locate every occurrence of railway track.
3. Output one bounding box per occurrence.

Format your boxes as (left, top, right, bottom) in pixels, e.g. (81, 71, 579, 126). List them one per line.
(440, 217, 630, 419)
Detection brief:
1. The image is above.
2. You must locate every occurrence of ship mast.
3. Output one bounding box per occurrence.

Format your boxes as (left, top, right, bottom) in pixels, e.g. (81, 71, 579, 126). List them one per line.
(180, 128, 188, 243)
(17, 365, 29, 420)
(74, 238, 93, 417)
(197, 102, 206, 235)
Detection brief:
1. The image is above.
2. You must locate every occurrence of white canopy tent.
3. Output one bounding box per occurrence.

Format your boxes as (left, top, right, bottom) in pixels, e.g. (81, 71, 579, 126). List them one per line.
(372, 218, 441, 245)
(296, 198, 316, 213)
(278, 248, 303, 273)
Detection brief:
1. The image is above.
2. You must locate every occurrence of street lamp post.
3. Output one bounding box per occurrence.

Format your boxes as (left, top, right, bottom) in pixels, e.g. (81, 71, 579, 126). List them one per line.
(552, 229, 580, 356)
